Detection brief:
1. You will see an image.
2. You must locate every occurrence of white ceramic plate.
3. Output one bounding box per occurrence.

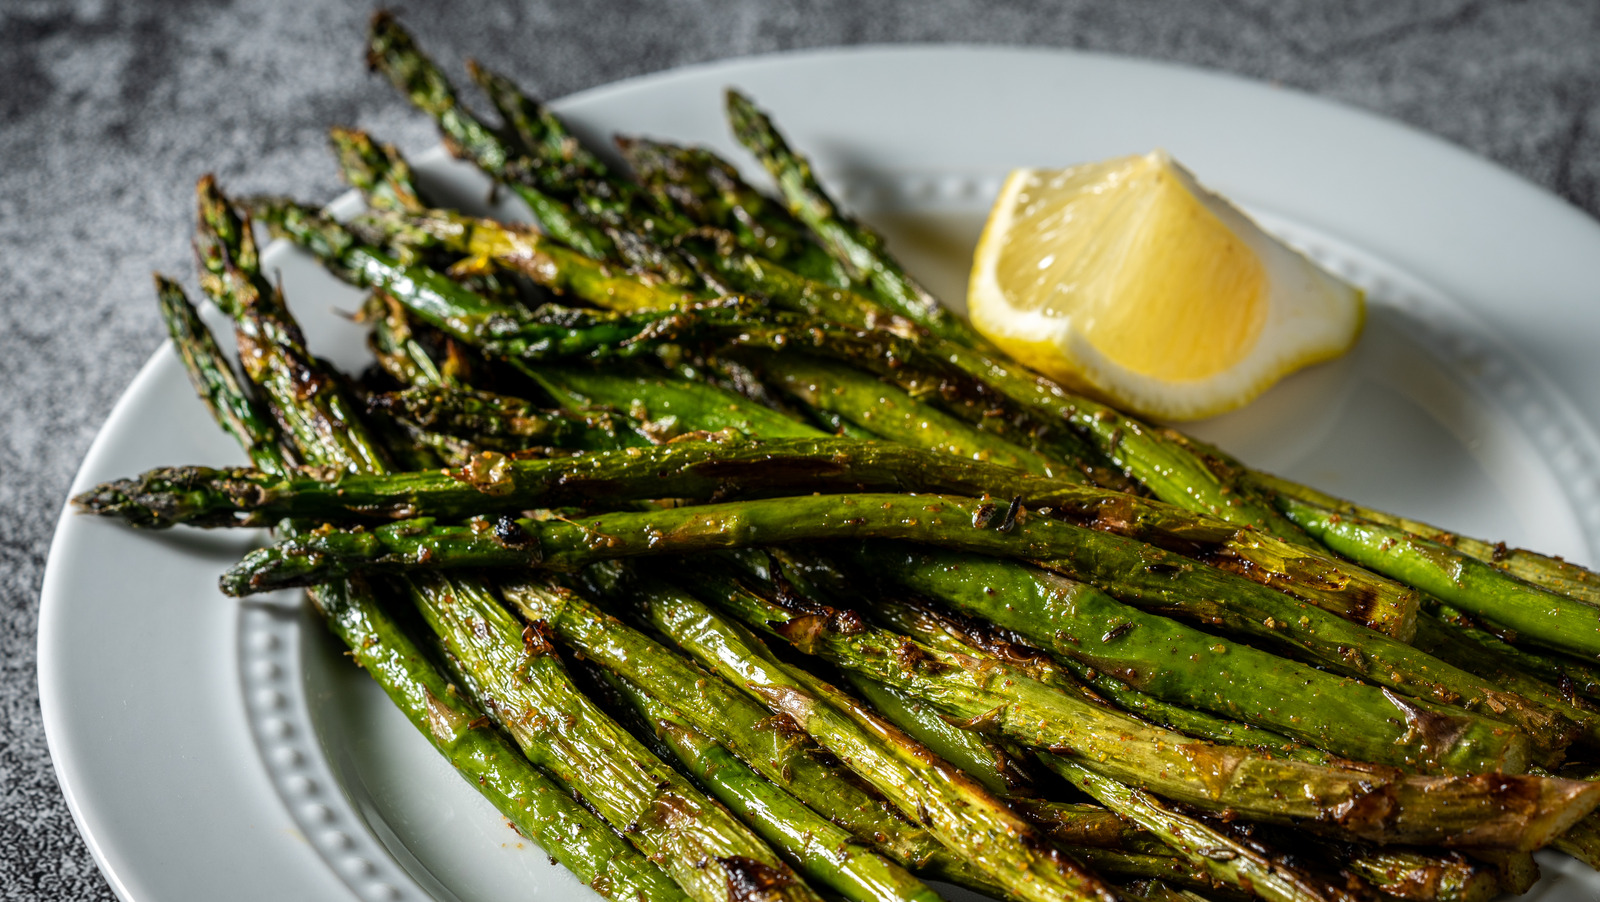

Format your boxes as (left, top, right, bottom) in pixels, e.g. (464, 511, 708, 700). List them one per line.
(39, 46, 1600, 902)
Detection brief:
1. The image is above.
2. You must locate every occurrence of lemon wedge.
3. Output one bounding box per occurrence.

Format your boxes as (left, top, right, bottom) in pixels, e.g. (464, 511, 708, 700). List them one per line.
(968, 150, 1364, 421)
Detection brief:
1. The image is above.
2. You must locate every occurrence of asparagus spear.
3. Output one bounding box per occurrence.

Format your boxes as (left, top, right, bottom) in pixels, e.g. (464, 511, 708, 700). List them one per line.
(1272, 491, 1600, 659)
(321, 577, 687, 902)
(1252, 470, 1600, 607)
(194, 177, 392, 474)
(632, 581, 1119, 902)
(152, 276, 297, 473)
(91, 419, 1410, 643)
(181, 186, 686, 901)
(589, 663, 945, 902)
(370, 385, 651, 453)
(363, 206, 709, 312)
(1409, 611, 1600, 746)
(751, 352, 1070, 478)
(218, 490, 1578, 762)
(1033, 754, 1367, 902)
(617, 136, 855, 290)
(499, 573, 1011, 893)
(364, 12, 621, 264)
(465, 61, 701, 241)
(677, 563, 1600, 847)
(1426, 599, 1600, 703)
(398, 571, 821, 902)
(362, 290, 453, 390)
(843, 545, 1524, 774)
(530, 366, 823, 440)
(841, 675, 1034, 797)
(328, 127, 424, 215)
(722, 90, 995, 354)
(455, 65, 904, 331)
(850, 583, 1333, 764)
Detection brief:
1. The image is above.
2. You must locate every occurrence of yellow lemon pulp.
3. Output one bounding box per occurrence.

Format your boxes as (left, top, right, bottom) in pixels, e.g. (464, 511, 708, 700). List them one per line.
(969, 151, 1363, 421)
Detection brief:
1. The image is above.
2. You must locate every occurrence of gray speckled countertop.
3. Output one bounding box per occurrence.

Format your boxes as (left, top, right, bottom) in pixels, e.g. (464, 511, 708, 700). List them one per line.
(2, 1, 1597, 898)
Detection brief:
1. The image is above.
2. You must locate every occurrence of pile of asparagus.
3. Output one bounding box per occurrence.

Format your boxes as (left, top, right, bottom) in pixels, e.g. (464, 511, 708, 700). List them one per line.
(78, 12, 1600, 902)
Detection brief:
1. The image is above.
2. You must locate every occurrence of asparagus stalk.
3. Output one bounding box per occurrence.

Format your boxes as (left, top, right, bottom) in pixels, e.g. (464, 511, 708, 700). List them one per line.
(218, 490, 1578, 762)
(616, 136, 855, 290)
(362, 291, 453, 390)
(88, 422, 1410, 644)
(328, 127, 424, 215)
(398, 571, 820, 902)
(457, 64, 904, 331)
(324, 577, 689, 902)
(750, 352, 1071, 478)
(367, 16, 712, 288)
(1033, 754, 1367, 902)
(677, 564, 1600, 847)
(369, 385, 651, 453)
(362, 206, 708, 313)
(844, 545, 1524, 774)
(194, 177, 391, 474)
(851, 584, 1333, 764)
(1409, 611, 1600, 746)
(152, 276, 296, 473)
(184, 183, 685, 901)
(1273, 491, 1600, 659)
(1252, 470, 1600, 607)
(465, 61, 698, 241)
(841, 675, 1035, 796)
(529, 366, 823, 440)
(722, 90, 995, 353)
(632, 580, 1120, 902)
(1426, 599, 1600, 703)
(364, 12, 621, 263)
(499, 573, 1009, 892)
(590, 663, 945, 902)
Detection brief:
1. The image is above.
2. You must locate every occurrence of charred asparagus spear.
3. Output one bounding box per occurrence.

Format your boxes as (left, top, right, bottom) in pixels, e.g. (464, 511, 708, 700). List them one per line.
(81, 432, 1410, 640)
(153, 276, 297, 472)
(829, 545, 1523, 774)
(182, 182, 685, 902)
(675, 563, 1600, 847)
(629, 582, 1121, 902)
(584, 655, 945, 902)
(369, 384, 651, 453)
(1272, 490, 1600, 659)
(722, 89, 995, 353)
(216, 489, 1578, 761)
(364, 11, 626, 266)
(1252, 470, 1600, 608)
(617, 135, 854, 289)
(398, 570, 821, 902)
(499, 573, 1017, 895)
